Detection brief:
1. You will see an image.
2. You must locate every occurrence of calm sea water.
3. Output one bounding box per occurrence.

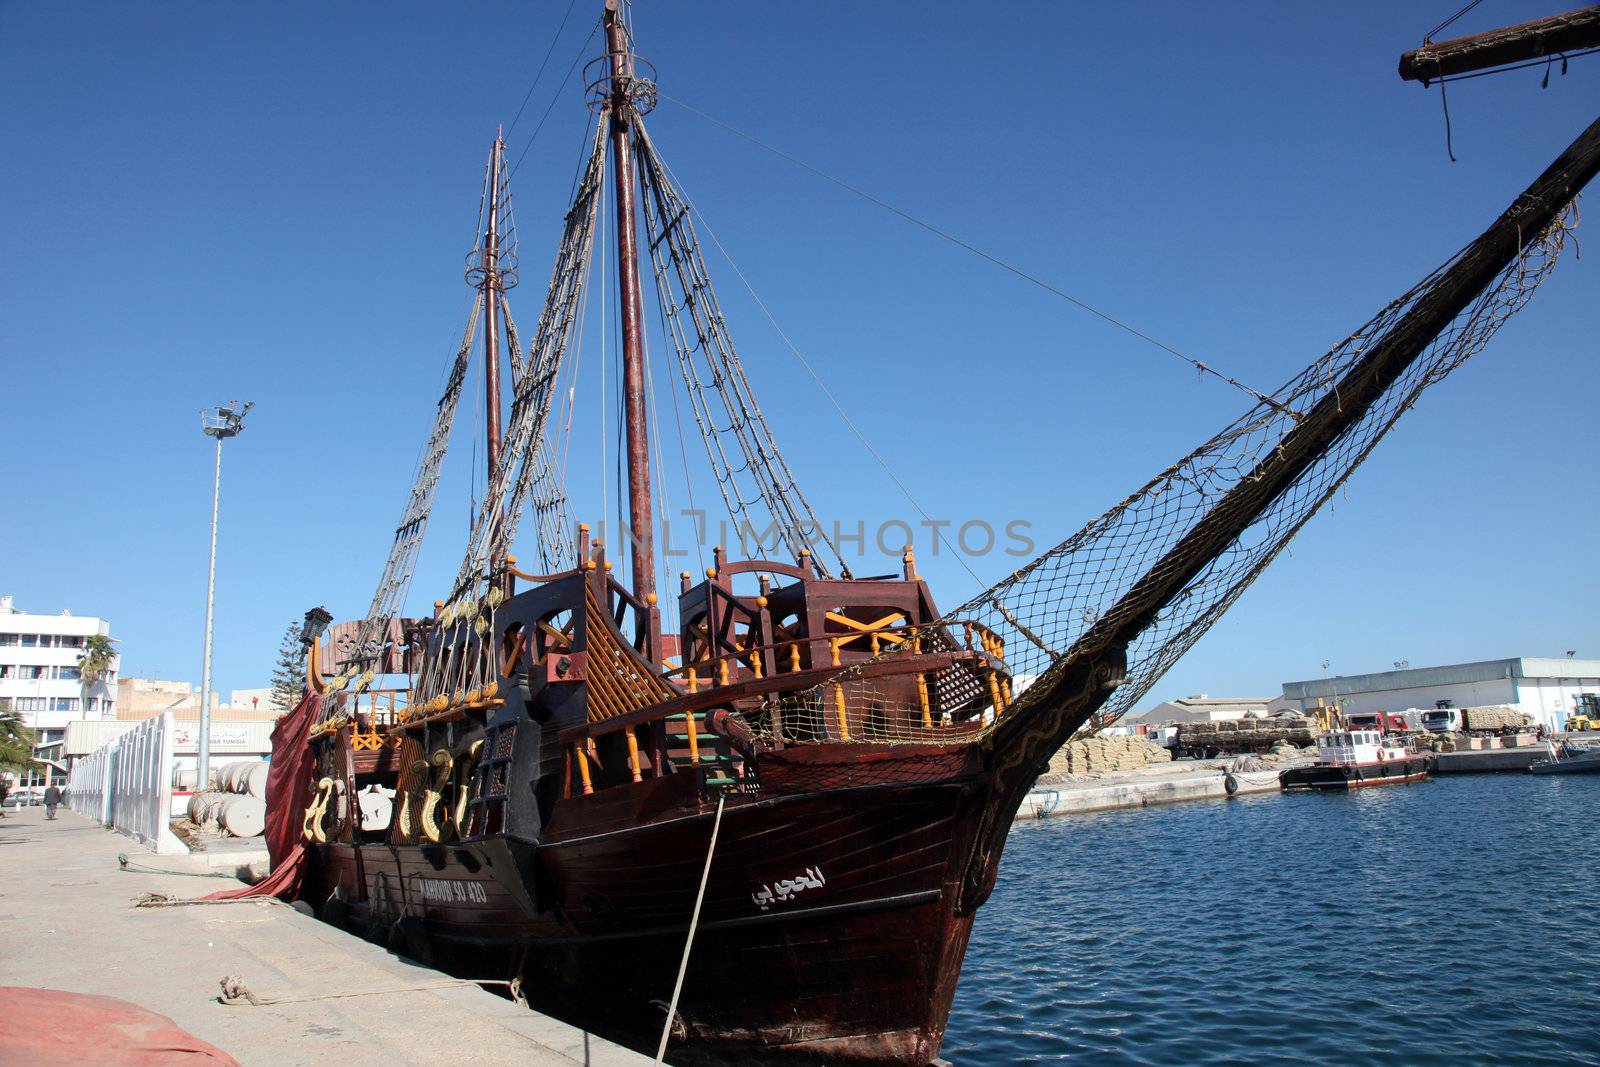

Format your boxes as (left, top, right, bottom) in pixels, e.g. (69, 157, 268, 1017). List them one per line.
(946, 775, 1600, 1065)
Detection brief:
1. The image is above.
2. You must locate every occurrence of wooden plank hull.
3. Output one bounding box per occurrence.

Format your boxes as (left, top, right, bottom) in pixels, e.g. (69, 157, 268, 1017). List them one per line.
(303, 745, 991, 1064)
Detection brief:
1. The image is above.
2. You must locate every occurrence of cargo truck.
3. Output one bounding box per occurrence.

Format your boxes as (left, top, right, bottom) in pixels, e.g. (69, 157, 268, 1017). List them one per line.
(1346, 710, 1422, 735)
(1419, 704, 1530, 735)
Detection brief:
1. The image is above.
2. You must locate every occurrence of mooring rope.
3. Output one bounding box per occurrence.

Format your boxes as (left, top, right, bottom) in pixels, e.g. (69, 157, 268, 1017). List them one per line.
(656, 792, 726, 1063)
(134, 892, 280, 908)
(117, 853, 237, 879)
(217, 974, 512, 1007)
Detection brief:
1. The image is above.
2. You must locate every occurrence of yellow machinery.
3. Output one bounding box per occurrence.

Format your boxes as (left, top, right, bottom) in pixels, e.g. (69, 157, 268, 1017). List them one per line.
(1309, 700, 1344, 734)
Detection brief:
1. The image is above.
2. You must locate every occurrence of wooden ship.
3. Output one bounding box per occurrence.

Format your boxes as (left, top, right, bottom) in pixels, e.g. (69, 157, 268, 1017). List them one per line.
(270, 4, 1600, 1063)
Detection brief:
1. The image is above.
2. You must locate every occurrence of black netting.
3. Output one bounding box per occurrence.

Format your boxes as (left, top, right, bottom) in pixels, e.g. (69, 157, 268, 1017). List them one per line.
(768, 203, 1578, 745)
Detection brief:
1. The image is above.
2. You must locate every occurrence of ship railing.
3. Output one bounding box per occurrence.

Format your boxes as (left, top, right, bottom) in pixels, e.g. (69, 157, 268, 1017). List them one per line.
(308, 685, 413, 745)
(554, 618, 1011, 799)
(565, 618, 1011, 757)
(509, 533, 662, 662)
(349, 688, 409, 750)
(662, 618, 1009, 714)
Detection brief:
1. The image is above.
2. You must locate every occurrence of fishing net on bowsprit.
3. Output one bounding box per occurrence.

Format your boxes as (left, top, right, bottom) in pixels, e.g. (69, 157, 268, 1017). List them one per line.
(764, 203, 1578, 748)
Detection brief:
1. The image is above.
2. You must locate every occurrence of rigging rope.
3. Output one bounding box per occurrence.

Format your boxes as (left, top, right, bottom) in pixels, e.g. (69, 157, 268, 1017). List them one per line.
(644, 142, 985, 590)
(452, 117, 608, 602)
(508, 19, 604, 182)
(634, 117, 847, 576)
(506, 0, 583, 138)
(769, 196, 1582, 746)
(661, 94, 1291, 416)
(349, 293, 484, 675)
(656, 261, 708, 577)
(1425, 0, 1487, 42)
(502, 293, 578, 571)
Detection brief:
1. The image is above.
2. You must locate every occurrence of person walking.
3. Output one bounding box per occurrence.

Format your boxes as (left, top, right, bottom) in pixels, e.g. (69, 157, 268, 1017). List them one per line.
(42, 783, 61, 821)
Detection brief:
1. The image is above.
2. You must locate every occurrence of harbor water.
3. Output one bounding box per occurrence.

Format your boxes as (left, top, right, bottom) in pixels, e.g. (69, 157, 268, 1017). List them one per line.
(946, 775, 1600, 1065)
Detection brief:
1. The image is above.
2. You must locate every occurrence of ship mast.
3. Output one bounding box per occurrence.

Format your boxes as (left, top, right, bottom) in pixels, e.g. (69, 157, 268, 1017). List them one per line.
(603, 0, 656, 610)
(481, 130, 506, 491)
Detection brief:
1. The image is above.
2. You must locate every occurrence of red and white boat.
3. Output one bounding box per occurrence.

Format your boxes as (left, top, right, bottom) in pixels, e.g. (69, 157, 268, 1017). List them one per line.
(1279, 729, 1431, 791)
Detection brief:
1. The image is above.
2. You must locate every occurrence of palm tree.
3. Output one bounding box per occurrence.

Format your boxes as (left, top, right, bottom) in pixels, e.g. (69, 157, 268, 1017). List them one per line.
(77, 633, 117, 719)
(0, 702, 35, 773)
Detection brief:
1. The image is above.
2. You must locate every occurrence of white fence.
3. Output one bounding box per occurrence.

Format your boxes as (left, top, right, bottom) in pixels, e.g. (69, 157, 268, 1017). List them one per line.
(66, 713, 184, 854)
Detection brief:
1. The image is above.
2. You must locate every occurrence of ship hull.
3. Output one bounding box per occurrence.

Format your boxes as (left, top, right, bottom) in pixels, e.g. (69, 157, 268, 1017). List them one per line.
(1278, 756, 1431, 790)
(303, 743, 993, 1064)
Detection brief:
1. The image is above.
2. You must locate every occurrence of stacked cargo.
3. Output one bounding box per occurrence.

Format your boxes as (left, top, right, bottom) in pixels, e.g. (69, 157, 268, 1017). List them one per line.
(1177, 716, 1316, 754)
(1047, 734, 1174, 775)
(1459, 705, 1530, 732)
(178, 759, 267, 837)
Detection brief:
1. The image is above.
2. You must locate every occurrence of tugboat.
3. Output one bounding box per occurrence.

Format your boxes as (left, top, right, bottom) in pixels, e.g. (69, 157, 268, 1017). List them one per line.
(1279, 729, 1431, 791)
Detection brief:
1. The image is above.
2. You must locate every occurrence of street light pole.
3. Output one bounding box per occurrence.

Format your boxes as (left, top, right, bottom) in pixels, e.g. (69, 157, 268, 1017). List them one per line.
(198, 401, 251, 788)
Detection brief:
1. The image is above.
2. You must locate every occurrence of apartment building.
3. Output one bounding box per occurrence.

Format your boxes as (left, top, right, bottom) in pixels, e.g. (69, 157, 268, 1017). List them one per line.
(0, 595, 120, 788)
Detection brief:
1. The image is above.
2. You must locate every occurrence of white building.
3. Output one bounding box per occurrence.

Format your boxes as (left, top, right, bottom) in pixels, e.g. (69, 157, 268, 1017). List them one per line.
(1280, 657, 1600, 733)
(0, 594, 120, 790)
(0, 595, 119, 729)
(65, 717, 275, 780)
(1125, 694, 1294, 725)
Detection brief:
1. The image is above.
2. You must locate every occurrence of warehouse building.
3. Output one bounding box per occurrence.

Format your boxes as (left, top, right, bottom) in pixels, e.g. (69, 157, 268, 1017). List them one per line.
(1280, 656, 1600, 733)
(1124, 694, 1297, 725)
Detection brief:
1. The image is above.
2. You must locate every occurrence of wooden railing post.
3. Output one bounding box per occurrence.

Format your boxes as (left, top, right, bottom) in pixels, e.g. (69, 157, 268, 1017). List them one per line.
(575, 745, 594, 795)
(685, 712, 700, 764)
(626, 728, 644, 783)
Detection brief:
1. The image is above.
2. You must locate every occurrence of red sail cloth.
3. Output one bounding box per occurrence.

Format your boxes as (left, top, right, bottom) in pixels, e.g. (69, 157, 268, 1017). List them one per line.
(203, 690, 321, 901)
(0, 987, 241, 1065)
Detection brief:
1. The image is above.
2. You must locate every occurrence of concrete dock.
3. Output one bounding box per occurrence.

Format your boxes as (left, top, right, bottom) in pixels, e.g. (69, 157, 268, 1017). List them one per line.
(1432, 744, 1551, 774)
(1016, 742, 1566, 819)
(1017, 759, 1299, 819)
(0, 807, 647, 1066)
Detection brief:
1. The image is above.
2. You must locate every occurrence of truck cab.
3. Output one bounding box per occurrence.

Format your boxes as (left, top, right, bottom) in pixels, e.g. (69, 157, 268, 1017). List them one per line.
(1421, 707, 1463, 733)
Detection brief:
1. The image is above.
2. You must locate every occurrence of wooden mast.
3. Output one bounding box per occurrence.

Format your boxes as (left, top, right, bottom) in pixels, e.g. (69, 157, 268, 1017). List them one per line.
(1400, 4, 1600, 81)
(603, 0, 657, 615)
(481, 130, 506, 489)
(974, 113, 1600, 854)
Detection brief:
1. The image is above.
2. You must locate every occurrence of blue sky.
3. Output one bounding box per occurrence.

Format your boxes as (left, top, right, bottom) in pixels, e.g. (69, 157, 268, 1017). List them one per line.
(2, 2, 1595, 703)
